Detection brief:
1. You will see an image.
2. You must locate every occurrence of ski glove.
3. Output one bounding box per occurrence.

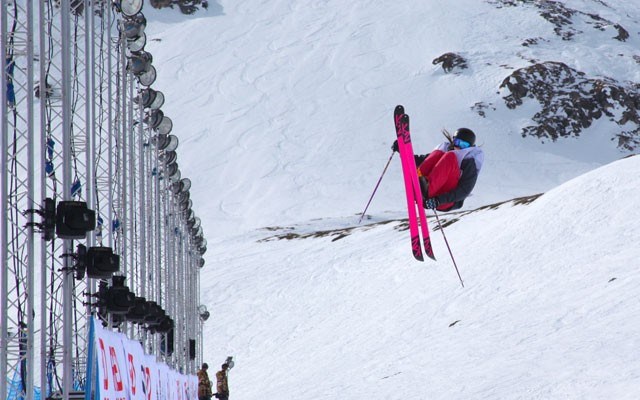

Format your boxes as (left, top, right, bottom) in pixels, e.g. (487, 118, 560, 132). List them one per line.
(424, 197, 439, 210)
(391, 140, 399, 153)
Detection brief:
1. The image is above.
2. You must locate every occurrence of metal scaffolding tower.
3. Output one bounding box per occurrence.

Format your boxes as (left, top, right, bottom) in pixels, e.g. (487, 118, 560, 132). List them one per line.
(2, 1, 208, 399)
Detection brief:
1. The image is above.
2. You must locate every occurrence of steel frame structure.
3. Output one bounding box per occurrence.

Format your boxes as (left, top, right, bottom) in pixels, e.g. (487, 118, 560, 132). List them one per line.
(1, 1, 207, 399)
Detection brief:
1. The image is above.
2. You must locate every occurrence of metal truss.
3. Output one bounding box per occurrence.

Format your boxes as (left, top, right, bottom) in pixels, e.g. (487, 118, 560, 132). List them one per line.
(2, 1, 207, 399)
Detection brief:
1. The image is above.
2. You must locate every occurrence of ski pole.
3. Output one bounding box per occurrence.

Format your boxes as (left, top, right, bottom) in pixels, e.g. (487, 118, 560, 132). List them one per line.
(433, 210, 464, 288)
(358, 151, 395, 224)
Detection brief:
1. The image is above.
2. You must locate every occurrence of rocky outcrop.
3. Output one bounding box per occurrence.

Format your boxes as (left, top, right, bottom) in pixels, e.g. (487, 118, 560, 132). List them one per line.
(499, 61, 640, 150)
(488, 0, 630, 42)
(432, 52, 468, 73)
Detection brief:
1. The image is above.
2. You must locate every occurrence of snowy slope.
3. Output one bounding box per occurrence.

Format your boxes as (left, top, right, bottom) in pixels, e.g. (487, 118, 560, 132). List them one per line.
(200, 155, 640, 399)
(145, 0, 639, 235)
(142, 0, 640, 398)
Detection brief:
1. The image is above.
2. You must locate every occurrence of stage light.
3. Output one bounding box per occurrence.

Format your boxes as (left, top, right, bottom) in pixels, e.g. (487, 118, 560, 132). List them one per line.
(127, 32, 147, 52)
(42, 197, 56, 241)
(181, 178, 192, 192)
(179, 198, 192, 212)
(163, 134, 178, 152)
(160, 150, 177, 165)
(136, 88, 164, 110)
(155, 116, 173, 135)
(149, 90, 164, 109)
(86, 247, 120, 279)
(74, 244, 87, 280)
(105, 276, 135, 315)
(135, 88, 157, 108)
(191, 224, 203, 238)
(168, 166, 181, 183)
(192, 217, 201, 231)
(156, 316, 174, 333)
(171, 177, 189, 194)
(127, 51, 153, 76)
(198, 258, 205, 269)
(127, 297, 150, 323)
(138, 65, 157, 87)
(55, 201, 96, 239)
(144, 301, 165, 326)
(120, 0, 144, 17)
(123, 13, 147, 39)
(151, 134, 170, 150)
(165, 163, 179, 181)
(144, 109, 164, 129)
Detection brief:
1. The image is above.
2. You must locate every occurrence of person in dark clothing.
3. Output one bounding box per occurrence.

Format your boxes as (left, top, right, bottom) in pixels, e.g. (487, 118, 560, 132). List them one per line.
(393, 128, 484, 211)
(215, 363, 230, 400)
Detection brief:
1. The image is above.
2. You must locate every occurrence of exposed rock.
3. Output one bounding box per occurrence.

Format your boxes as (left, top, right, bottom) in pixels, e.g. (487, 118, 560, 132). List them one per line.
(432, 52, 468, 73)
(488, 0, 630, 41)
(499, 61, 640, 149)
(471, 102, 496, 118)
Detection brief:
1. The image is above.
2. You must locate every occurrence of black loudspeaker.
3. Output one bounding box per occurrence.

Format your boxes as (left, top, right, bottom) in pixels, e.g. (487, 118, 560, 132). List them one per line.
(55, 201, 96, 239)
(189, 339, 196, 360)
(86, 247, 120, 279)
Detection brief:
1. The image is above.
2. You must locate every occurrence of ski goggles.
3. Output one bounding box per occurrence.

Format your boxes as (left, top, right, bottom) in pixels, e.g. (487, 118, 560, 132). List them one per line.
(453, 138, 471, 149)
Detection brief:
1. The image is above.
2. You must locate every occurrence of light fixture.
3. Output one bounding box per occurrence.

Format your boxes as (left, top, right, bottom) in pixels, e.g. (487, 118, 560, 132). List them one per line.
(138, 65, 157, 87)
(135, 88, 157, 108)
(176, 191, 190, 206)
(171, 178, 191, 194)
(55, 201, 96, 239)
(74, 244, 87, 280)
(41, 197, 56, 241)
(144, 301, 165, 326)
(159, 150, 177, 165)
(127, 32, 147, 52)
(181, 178, 192, 192)
(144, 109, 164, 129)
(127, 51, 153, 76)
(165, 163, 179, 180)
(123, 13, 147, 39)
(191, 224, 203, 238)
(163, 134, 178, 152)
(179, 198, 192, 212)
(199, 244, 207, 255)
(152, 134, 170, 150)
(105, 276, 135, 315)
(155, 116, 173, 135)
(120, 0, 144, 17)
(168, 167, 181, 183)
(149, 90, 165, 110)
(198, 258, 205, 269)
(126, 296, 150, 323)
(198, 305, 210, 321)
(191, 217, 201, 231)
(86, 246, 120, 279)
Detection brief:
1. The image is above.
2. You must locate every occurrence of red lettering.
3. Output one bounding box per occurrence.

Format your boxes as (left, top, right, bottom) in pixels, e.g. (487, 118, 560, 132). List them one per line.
(128, 353, 137, 395)
(109, 346, 124, 391)
(99, 339, 109, 390)
(144, 367, 152, 400)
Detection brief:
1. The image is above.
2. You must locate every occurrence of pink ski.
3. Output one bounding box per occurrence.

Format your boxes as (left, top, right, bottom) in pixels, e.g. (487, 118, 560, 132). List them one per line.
(394, 107, 422, 261)
(394, 105, 435, 261)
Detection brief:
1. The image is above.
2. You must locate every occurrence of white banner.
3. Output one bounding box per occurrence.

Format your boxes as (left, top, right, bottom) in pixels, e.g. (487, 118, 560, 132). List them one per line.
(91, 318, 197, 400)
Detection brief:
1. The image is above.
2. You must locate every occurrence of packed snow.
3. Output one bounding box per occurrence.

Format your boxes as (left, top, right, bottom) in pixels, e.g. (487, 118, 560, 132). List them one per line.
(144, 0, 640, 398)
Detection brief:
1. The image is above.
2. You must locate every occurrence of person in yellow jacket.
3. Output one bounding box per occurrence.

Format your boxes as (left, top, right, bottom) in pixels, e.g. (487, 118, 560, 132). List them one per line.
(197, 363, 213, 400)
(215, 363, 229, 400)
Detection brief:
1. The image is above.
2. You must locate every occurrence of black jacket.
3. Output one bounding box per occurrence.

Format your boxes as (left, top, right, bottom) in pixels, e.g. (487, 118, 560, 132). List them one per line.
(415, 153, 480, 211)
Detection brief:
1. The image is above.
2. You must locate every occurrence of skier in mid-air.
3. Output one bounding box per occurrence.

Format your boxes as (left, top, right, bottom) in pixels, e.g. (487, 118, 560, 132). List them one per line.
(393, 127, 484, 211)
